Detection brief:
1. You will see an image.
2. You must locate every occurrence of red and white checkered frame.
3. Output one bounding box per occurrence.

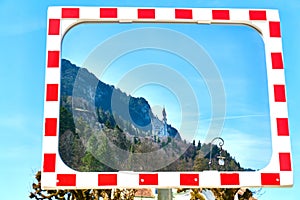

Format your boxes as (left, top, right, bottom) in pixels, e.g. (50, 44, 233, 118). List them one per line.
(42, 7, 293, 189)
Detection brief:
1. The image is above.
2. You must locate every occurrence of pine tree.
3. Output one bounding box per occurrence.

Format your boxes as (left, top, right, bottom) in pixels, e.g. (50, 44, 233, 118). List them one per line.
(197, 140, 201, 150)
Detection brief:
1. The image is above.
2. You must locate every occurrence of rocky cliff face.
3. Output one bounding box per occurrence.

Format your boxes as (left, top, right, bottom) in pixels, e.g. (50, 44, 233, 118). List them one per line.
(60, 59, 180, 138)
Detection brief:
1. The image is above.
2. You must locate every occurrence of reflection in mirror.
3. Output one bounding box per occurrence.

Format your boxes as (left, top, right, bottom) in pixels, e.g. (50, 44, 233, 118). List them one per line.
(59, 23, 272, 172)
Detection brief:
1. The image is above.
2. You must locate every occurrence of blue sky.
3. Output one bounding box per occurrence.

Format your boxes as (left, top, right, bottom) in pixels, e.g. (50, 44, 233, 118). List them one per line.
(0, 0, 299, 200)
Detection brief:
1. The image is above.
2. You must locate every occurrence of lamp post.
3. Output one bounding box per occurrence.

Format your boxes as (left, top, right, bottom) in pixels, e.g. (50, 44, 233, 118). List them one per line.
(208, 137, 225, 170)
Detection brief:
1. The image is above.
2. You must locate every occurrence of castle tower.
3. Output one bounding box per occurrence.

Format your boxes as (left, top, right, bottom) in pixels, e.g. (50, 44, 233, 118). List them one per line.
(162, 107, 168, 136)
(151, 115, 160, 140)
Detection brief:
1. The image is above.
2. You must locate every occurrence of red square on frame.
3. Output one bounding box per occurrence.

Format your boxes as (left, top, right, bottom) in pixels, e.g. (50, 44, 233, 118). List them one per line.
(261, 173, 280, 186)
(269, 21, 281, 37)
(279, 153, 292, 171)
(57, 174, 76, 186)
(62, 8, 80, 18)
(274, 85, 286, 102)
(48, 19, 60, 35)
(45, 118, 57, 136)
(43, 153, 56, 172)
(249, 10, 267, 20)
(180, 173, 199, 186)
(100, 8, 118, 18)
(271, 52, 284, 69)
(139, 174, 158, 185)
(220, 173, 240, 185)
(138, 9, 155, 19)
(212, 10, 230, 20)
(47, 51, 60, 68)
(175, 9, 193, 19)
(276, 118, 289, 136)
(98, 174, 118, 186)
(46, 84, 59, 101)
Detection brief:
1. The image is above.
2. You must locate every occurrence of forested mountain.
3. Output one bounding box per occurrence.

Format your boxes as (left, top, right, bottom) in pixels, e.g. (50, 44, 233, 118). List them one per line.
(58, 59, 252, 172)
(60, 59, 180, 137)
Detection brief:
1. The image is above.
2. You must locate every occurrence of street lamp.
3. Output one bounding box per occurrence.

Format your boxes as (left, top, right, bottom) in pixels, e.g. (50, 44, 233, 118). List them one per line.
(208, 137, 225, 170)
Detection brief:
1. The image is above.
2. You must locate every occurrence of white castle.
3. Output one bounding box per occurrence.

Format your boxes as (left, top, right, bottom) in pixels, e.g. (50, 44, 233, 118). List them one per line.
(151, 107, 169, 138)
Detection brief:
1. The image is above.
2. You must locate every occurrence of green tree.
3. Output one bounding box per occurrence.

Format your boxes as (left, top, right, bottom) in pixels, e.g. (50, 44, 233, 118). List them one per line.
(197, 140, 201, 150)
(59, 106, 75, 134)
(193, 156, 209, 171)
(80, 151, 105, 172)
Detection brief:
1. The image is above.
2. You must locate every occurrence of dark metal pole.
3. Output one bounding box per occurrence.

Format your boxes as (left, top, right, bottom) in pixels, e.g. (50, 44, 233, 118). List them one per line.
(208, 137, 224, 170)
(157, 189, 172, 200)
